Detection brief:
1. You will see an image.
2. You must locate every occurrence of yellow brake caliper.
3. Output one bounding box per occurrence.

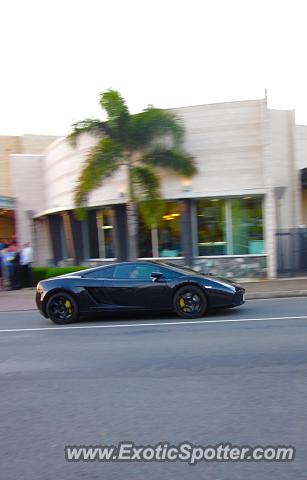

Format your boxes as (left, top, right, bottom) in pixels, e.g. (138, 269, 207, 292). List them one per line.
(179, 297, 189, 312)
(65, 299, 72, 314)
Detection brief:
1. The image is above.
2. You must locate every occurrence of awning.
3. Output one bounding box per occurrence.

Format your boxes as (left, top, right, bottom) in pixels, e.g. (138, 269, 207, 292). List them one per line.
(0, 196, 15, 209)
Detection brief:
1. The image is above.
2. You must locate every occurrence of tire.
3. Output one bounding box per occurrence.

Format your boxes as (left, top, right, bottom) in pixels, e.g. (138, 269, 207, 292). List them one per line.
(46, 291, 79, 325)
(173, 285, 207, 319)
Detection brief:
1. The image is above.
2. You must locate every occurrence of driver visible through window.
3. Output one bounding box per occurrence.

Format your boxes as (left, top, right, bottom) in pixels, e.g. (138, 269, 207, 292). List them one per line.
(113, 264, 162, 280)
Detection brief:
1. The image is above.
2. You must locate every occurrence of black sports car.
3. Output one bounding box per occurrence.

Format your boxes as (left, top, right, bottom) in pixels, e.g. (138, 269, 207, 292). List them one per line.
(36, 261, 245, 324)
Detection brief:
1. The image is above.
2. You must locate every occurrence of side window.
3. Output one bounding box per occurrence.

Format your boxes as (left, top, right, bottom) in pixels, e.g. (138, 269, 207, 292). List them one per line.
(83, 266, 114, 279)
(113, 264, 161, 280)
(134, 264, 161, 280)
(113, 265, 137, 279)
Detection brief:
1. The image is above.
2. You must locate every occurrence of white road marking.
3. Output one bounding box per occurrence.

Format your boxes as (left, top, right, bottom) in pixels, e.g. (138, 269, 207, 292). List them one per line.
(0, 315, 307, 333)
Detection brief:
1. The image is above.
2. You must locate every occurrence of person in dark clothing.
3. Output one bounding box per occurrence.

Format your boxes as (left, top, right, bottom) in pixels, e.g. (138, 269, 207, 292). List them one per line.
(9, 244, 22, 290)
(20, 242, 33, 288)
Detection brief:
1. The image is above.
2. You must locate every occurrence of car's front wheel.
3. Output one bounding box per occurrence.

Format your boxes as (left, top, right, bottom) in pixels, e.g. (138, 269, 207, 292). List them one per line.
(173, 285, 207, 319)
(46, 292, 79, 324)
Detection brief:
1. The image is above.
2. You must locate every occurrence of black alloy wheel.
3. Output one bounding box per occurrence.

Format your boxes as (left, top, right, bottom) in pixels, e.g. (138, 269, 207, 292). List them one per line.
(46, 292, 79, 324)
(174, 285, 207, 319)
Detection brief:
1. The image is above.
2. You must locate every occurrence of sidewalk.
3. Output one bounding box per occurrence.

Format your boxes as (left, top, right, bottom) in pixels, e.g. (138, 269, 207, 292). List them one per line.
(241, 277, 307, 299)
(1, 278, 307, 312)
(0, 289, 36, 312)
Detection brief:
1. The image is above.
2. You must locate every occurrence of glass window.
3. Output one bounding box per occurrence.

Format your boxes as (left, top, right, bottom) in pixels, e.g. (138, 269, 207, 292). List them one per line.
(158, 265, 182, 279)
(96, 208, 114, 258)
(197, 199, 227, 256)
(138, 218, 153, 258)
(231, 197, 264, 254)
(158, 202, 181, 257)
(133, 264, 161, 279)
(113, 263, 159, 279)
(83, 266, 114, 279)
(113, 264, 138, 279)
(138, 202, 182, 258)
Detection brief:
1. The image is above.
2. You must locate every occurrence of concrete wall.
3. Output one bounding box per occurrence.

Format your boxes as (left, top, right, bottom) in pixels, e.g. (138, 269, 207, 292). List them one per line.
(33, 217, 52, 266)
(167, 99, 265, 199)
(266, 109, 301, 229)
(20, 134, 59, 154)
(10, 154, 46, 248)
(0, 135, 58, 199)
(42, 100, 267, 213)
(43, 135, 127, 212)
(295, 124, 307, 227)
(295, 125, 307, 170)
(0, 136, 20, 197)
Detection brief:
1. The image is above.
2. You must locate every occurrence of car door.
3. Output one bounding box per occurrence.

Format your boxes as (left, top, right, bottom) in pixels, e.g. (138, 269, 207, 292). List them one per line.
(109, 263, 172, 310)
(82, 266, 117, 307)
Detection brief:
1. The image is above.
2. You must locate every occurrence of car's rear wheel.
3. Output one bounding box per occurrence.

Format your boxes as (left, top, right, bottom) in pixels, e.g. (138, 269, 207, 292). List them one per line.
(46, 292, 79, 324)
(173, 285, 207, 319)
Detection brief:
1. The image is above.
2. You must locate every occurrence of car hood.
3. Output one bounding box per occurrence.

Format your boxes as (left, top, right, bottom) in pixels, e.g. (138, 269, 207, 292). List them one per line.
(192, 272, 241, 289)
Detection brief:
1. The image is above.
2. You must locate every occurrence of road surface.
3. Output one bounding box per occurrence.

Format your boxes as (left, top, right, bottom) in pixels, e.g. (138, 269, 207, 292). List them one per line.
(0, 297, 306, 479)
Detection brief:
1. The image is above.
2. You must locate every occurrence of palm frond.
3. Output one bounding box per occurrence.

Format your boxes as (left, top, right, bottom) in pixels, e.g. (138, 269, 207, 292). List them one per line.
(131, 165, 160, 196)
(67, 118, 111, 148)
(131, 165, 163, 226)
(128, 107, 184, 150)
(142, 147, 197, 177)
(99, 90, 130, 143)
(74, 138, 122, 219)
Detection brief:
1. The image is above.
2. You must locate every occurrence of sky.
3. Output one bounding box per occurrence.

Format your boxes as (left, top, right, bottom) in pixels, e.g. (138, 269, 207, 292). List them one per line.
(1, 0, 307, 136)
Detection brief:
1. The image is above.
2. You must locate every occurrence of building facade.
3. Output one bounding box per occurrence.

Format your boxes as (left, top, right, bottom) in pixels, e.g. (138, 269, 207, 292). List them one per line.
(0, 135, 58, 244)
(6, 98, 307, 278)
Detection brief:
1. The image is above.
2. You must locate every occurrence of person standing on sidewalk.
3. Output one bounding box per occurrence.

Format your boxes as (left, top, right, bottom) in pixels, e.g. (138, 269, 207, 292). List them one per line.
(10, 244, 22, 290)
(2, 246, 15, 289)
(0, 244, 5, 290)
(20, 242, 33, 288)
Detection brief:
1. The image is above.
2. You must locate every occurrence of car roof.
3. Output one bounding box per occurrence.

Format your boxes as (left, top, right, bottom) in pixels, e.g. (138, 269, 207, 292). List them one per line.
(69, 260, 179, 277)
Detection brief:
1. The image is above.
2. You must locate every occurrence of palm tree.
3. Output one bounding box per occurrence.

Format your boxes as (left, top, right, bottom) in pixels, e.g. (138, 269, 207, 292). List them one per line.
(68, 90, 197, 260)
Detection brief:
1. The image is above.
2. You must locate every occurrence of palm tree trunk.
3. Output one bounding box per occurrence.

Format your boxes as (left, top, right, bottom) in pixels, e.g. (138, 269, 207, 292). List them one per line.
(126, 201, 138, 260)
(126, 165, 138, 260)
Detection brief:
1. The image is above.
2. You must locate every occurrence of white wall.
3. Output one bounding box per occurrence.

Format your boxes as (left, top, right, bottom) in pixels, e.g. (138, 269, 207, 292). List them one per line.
(43, 134, 128, 211)
(42, 99, 268, 212)
(295, 125, 307, 170)
(10, 154, 46, 248)
(167, 99, 265, 198)
(266, 109, 301, 229)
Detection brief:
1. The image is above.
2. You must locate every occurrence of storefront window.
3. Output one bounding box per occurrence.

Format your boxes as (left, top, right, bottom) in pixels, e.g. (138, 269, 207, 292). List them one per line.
(138, 217, 153, 257)
(158, 202, 181, 257)
(197, 199, 227, 255)
(138, 202, 182, 257)
(196, 197, 265, 256)
(231, 197, 264, 254)
(96, 208, 114, 258)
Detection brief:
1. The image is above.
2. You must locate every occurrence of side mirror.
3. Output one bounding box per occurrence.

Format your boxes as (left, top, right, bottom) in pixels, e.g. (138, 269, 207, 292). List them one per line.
(150, 272, 164, 282)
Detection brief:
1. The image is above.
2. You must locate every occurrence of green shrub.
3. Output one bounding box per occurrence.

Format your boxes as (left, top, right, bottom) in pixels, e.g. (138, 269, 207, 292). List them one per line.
(46, 266, 87, 278)
(32, 267, 48, 284)
(32, 266, 87, 284)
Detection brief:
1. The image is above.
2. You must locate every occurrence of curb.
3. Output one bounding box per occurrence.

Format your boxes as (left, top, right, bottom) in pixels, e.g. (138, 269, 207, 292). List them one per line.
(246, 290, 307, 300)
